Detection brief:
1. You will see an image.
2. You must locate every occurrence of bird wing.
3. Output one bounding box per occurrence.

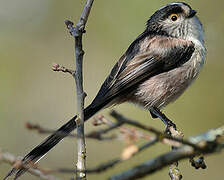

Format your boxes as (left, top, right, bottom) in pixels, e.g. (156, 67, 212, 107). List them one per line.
(91, 35, 195, 107)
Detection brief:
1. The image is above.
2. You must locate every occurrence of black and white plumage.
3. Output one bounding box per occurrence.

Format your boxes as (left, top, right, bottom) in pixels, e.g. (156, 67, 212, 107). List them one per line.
(4, 2, 206, 179)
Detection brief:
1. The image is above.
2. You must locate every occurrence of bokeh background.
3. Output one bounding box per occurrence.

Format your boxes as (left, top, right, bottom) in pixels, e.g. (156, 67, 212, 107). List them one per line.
(0, 0, 223, 179)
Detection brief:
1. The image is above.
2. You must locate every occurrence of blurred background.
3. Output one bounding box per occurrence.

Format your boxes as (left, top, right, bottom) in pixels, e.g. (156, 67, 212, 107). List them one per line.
(0, 0, 223, 179)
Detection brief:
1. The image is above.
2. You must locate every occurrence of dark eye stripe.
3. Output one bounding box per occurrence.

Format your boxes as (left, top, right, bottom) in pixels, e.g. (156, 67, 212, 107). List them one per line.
(168, 6, 183, 14)
(164, 6, 183, 19)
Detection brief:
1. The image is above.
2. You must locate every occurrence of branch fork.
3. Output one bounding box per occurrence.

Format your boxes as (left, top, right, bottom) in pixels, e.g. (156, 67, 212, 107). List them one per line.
(65, 20, 86, 37)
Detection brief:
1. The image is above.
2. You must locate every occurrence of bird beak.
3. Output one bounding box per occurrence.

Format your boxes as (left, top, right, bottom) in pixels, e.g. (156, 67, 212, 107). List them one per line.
(188, 9, 197, 18)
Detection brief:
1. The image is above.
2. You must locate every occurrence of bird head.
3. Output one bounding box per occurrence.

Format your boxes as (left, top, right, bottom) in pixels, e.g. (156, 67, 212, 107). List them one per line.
(146, 2, 204, 44)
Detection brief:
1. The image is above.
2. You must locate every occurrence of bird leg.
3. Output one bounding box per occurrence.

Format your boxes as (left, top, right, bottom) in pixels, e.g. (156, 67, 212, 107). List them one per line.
(150, 107, 176, 134)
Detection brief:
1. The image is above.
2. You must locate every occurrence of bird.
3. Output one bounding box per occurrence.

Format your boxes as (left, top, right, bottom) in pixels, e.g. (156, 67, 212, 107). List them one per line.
(4, 2, 206, 179)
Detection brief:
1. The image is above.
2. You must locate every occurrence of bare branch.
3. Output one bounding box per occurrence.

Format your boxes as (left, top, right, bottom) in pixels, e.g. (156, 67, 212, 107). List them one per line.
(52, 63, 75, 75)
(109, 126, 224, 180)
(0, 150, 61, 180)
(110, 111, 201, 150)
(43, 138, 158, 175)
(25, 122, 116, 141)
(23, 113, 223, 179)
(93, 115, 152, 140)
(65, 1, 94, 179)
(26, 126, 223, 179)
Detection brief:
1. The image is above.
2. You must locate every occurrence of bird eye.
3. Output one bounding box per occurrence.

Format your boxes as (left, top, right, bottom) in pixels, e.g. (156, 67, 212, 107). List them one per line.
(170, 14, 178, 21)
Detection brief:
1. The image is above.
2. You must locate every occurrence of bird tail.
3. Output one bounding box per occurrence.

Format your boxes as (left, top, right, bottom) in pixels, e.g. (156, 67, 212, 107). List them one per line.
(4, 103, 101, 180)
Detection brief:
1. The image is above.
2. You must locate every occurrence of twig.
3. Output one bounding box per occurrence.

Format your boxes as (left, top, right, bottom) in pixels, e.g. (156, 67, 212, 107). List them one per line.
(92, 115, 125, 137)
(109, 146, 194, 180)
(25, 114, 151, 142)
(0, 150, 61, 180)
(93, 115, 152, 140)
(109, 126, 224, 180)
(44, 138, 158, 174)
(65, 1, 94, 179)
(52, 63, 75, 75)
(25, 122, 116, 141)
(110, 111, 201, 150)
(28, 126, 223, 178)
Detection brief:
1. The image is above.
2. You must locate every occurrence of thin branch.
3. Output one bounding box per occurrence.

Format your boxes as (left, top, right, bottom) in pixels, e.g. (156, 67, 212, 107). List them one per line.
(0, 150, 61, 180)
(110, 110, 209, 179)
(109, 146, 195, 180)
(43, 138, 158, 174)
(65, 1, 94, 179)
(24, 114, 152, 142)
(22, 110, 224, 179)
(26, 126, 224, 178)
(109, 126, 224, 180)
(92, 116, 125, 137)
(52, 63, 75, 75)
(110, 111, 201, 150)
(93, 115, 152, 140)
(25, 122, 116, 141)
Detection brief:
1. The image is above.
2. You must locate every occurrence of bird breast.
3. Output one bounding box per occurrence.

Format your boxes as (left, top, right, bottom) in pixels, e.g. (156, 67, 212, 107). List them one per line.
(131, 41, 206, 109)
